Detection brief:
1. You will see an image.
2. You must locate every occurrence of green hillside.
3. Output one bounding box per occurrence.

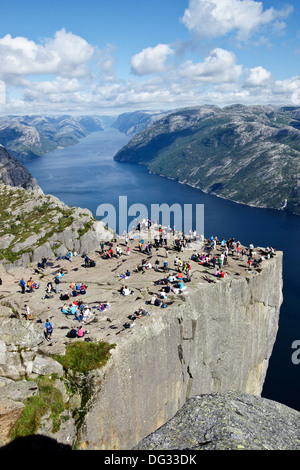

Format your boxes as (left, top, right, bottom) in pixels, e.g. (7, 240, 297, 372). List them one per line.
(114, 105, 300, 215)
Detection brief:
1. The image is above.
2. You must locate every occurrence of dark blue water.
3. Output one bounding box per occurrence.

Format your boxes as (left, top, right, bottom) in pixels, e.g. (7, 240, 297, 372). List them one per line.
(26, 128, 300, 412)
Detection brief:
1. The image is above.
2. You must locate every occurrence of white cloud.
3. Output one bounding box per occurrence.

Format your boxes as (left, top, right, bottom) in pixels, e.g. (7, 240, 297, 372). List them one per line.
(26, 77, 82, 96)
(181, 0, 293, 41)
(96, 44, 116, 82)
(0, 29, 95, 80)
(131, 44, 174, 75)
(243, 66, 273, 87)
(179, 48, 243, 83)
(274, 76, 300, 105)
(0, 81, 5, 105)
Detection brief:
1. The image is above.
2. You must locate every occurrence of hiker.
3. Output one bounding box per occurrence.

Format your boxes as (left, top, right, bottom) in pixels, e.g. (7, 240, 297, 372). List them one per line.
(24, 304, 34, 320)
(44, 319, 53, 340)
(20, 278, 26, 294)
(54, 276, 60, 294)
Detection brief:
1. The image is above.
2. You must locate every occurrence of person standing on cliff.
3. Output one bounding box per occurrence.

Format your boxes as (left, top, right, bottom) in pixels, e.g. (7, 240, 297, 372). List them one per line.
(24, 304, 34, 320)
(20, 278, 26, 294)
(44, 319, 53, 341)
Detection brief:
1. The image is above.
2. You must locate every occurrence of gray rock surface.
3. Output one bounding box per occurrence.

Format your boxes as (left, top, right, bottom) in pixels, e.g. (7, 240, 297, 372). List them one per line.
(0, 145, 40, 191)
(135, 391, 300, 450)
(0, 222, 286, 450)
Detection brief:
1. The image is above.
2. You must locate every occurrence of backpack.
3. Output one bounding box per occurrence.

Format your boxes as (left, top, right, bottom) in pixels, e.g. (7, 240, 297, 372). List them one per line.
(46, 323, 53, 333)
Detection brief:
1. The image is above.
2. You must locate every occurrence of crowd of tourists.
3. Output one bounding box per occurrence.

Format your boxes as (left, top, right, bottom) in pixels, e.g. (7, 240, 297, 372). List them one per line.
(16, 220, 277, 341)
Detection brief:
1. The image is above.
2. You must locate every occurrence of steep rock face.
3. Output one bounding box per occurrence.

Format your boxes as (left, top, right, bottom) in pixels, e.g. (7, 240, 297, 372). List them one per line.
(79, 253, 283, 450)
(112, 110, 166, 135)
(0, 183, 111, 267)
(135, 391, 300, 450)
(0, 145, 40, 191)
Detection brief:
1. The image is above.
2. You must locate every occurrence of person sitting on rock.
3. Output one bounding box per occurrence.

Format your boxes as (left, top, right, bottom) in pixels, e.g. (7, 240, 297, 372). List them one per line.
(121, 285, 132, 296)
(27, 278, 34, 293)
(82, 307, 90, 321)
(160, 288, 167, 299)
(61, 303, 71, 314)
(46, 281, 53, 294)
(97, 301, 111, 311)
(77, 326, 84, 337)
(67, 325, 77, 338)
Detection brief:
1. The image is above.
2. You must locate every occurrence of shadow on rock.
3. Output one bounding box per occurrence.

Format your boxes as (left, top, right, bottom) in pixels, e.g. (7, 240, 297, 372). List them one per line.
(0, 435, 72, 451)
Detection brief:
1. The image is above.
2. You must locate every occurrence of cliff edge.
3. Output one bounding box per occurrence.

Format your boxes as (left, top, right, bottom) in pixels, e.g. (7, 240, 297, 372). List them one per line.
(0, 227, 284, 449)
(78, 246, 283, 449)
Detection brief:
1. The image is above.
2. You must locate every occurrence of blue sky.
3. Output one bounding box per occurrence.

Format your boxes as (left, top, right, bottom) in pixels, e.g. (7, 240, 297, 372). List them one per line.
(0, 0, 299, 115)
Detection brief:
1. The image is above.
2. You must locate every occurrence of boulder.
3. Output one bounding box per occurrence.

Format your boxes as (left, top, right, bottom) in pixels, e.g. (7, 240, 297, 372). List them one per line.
(135, 392, 300, 450)
(0, 318, 44, 349)
(0, 398, 24, 446)
(31, 356, 64, 377)
(0, 380, 38, 401)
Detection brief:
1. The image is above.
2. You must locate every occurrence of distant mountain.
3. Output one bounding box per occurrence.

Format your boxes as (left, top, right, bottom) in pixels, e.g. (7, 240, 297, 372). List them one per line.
(112, 110, 166, 136)
(0, 115, 104, 163)
(114, 104, 300, 215)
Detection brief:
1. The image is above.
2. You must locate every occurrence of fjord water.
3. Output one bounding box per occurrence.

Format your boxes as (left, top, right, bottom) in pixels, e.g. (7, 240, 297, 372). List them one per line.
(26, 128, 300, 412)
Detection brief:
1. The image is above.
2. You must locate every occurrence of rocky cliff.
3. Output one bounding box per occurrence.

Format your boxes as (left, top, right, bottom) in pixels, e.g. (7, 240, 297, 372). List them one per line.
(0, 145, 40, 191)
(0, 182, 111, 267)
(79, 251, 283, 449)
(0, 203, 285, 449)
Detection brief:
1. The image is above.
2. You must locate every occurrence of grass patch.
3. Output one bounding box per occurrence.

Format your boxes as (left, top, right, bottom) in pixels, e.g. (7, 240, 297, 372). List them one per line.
(10, 375, 65, 440)
(53, 341, 116, 373)
(77, 221, 94, 237)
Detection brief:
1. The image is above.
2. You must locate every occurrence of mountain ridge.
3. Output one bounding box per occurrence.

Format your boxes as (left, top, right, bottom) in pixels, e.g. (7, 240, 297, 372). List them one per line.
(0, 114, 104, 163)
(114, 104, 300, 215)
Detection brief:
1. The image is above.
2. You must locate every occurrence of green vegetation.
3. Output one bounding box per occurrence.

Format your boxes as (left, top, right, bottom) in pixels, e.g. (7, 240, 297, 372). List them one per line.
(77, 220, 94, 237)
(10, 375, 66, 439)
(9, 342, 115, 444)
(0, 184, 96, 263)
(53, 340, 116, 373)
(115, 105, 300, 214)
